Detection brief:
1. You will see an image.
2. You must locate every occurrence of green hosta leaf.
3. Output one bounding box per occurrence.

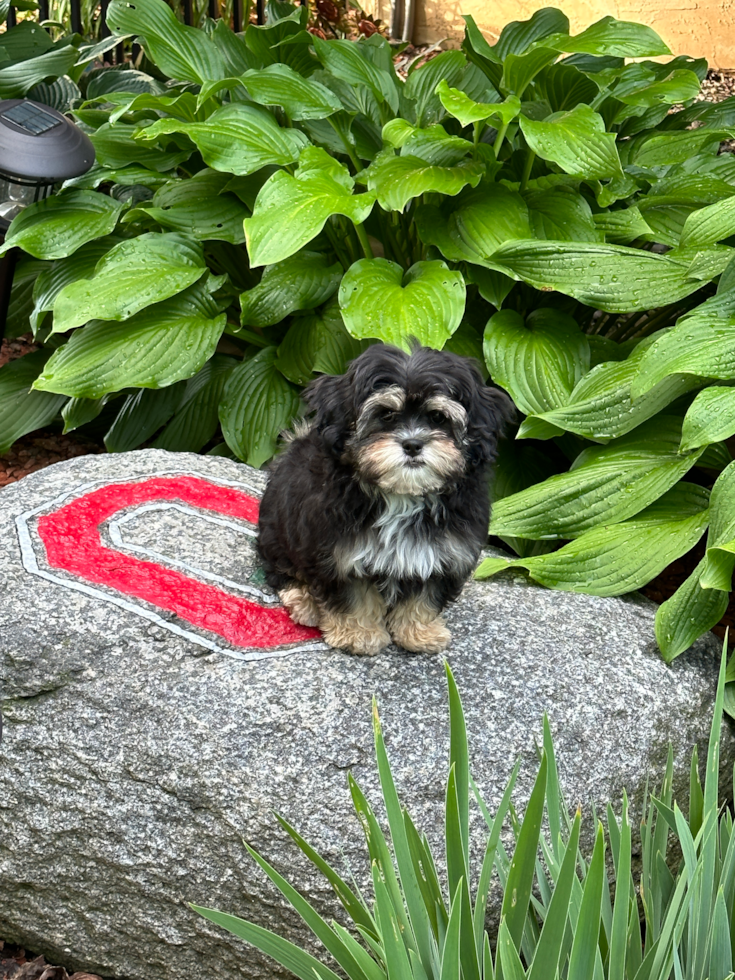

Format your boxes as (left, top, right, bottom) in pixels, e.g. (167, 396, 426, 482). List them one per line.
(276, 298, 369, 385)
(241, 252, 342, 328)
(545, 16, 671, 57)
(435, 80, 520, 128)
(0, 22, 51, 63)
(632, 299, 735, 396)
(398, 125, 475, 165)
(85, 68, 166, 99)
(0, 190, 123, 261)
(61, 395, 110, 434)
(241, 64, 342, 119)
(152, 355, 237, 453)
(489, 416, 705, 539)
(520, 105, 623, 179)
(614, 65, 701, 107)
(313, 36, 398, 114)
(594, 206, 652, 244)
(523, 332, 703, 442)
(656, 558, 730, 663)
(52, 233, 206, 334)
(493, 7, 569, 59)
(405, 50, 466, 127)
(415, 185, 532, 267)
(523, 185, 600, 242)
(700, 460, 735, 590)
(478, 482, 710, 597)
(107, 0, 226, 83)
(126, 170, 250, 244)
(0, 45, 78, 98)
(90, 122, 191, 172)
(681, 386, 735, 451)
(339, 258, 465, 351)
(105, 383, 185, 452)
(631, 130, 727, 168)
(533, 61, 598, 112)
(444, 321, 486, 376)
(483, 308, 590, 416)
(29, 74, 82, 114)
(30, 238, 117, 335)
(245, 147, 376, 266)
(0, 350, 67, 454)
(491, 240, 718, 313)
(501, 47, 558, 99)
(5, 257, 46, 340)
(139, 104, 308, 177)
(680, 195, 735, 248)
(219, 346, 300, 467)
(34, 278, 226, 398)
(365, 149, 484, 212)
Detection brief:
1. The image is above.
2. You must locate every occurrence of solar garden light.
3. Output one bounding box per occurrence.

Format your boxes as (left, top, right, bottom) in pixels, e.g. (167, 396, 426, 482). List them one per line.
(0, 98, 95, 338)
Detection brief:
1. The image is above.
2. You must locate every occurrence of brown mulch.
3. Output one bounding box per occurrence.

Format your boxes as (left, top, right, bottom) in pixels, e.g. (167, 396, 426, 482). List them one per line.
(0, 942, 100, 980)
(0, 336, 101, 489)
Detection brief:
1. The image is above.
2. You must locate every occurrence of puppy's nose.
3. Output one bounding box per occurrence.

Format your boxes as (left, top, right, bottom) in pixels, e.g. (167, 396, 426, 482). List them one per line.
(402, 438, 424, 457)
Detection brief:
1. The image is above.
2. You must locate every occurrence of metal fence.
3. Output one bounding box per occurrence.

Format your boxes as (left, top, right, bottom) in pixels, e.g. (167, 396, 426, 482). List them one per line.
(5, 0, 307, 39)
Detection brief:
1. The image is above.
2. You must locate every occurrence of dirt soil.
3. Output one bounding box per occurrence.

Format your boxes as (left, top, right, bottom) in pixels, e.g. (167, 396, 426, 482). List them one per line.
(0, 941, 100, 980)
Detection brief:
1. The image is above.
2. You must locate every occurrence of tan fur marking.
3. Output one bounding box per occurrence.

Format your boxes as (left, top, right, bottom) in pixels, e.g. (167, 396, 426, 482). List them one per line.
(319, 583, 390, 656)
(279, 585, 321, 627)
(356, 432, 463, 494)
(387, 595, 451, 654)
(424, 395, 467, 430)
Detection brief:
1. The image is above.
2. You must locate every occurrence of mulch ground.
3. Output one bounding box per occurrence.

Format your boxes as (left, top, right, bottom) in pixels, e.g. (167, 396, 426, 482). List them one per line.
(0, 941, 99, 980)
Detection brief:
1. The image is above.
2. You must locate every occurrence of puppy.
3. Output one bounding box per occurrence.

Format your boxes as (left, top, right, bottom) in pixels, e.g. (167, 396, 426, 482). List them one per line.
(257, 344, 514, 656)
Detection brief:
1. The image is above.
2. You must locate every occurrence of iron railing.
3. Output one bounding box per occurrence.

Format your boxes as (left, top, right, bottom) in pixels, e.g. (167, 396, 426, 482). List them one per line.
(5, 0, 307, 38)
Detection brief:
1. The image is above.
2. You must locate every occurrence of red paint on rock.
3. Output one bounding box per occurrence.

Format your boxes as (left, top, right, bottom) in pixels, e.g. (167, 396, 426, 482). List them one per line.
(36, 476, 320, 649)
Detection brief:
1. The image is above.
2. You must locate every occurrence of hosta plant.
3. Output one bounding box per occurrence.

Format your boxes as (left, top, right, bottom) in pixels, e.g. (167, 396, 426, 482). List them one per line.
(194, 651, 735, 980)
(5, 0, 735, 657)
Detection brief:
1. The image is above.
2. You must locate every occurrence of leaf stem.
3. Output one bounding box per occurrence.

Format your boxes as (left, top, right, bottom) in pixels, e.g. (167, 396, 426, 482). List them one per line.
(493, 121, 509, 156)
(520, 150, 535, 192)
(328, 116, 361, 173)
(353, 221, 374, 260)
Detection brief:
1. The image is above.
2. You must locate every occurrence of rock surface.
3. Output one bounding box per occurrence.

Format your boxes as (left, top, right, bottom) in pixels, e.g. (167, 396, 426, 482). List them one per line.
(0, 449, 730, 980)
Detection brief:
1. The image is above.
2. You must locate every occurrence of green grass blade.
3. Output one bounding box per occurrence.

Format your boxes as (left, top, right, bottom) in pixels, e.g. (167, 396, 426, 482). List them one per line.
(373, 700, 436, 977)
(708, 886, 733, 980)
(372, 866, 415, 980)
(274, 812, 378, 937)
(349, 774, 414, 943)
(473, 761, 523, 962)
(645, 861, 692, 980)
(627, 895, 643, 977)
(446, 663, 470, 867)
(191, 905, 342, 980)
(497, 919, 527, 980)
(542, 714, 563, 863)
(483, 932, 494, 980)
(410, 948, 432, 980)
(609, 793, 631, 980)
(527, 810, 581, 980)
(471, 761, 522, 835)
(243, 842, 374, 980)
(445, 765, 481, 980)
(440, 884, 463, 980)
(567, 822, 605, 980)
(331, 922, 387, 980)
(500, 753, 548, 953)
(690, 744, 704, 839)
(405, 809, 447, 938)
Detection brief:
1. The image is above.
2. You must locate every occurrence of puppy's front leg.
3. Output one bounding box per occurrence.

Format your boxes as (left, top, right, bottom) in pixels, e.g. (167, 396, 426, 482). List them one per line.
(387, 590, 451, 654)
(320, 581, 391, 656)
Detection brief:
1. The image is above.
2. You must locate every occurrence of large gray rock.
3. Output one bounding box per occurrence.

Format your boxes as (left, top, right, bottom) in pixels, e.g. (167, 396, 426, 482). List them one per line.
(0, 450, 729, 980)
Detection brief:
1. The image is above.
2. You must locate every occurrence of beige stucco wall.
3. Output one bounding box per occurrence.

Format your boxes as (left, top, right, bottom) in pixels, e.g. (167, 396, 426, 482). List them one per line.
(367, 0, 735, 69)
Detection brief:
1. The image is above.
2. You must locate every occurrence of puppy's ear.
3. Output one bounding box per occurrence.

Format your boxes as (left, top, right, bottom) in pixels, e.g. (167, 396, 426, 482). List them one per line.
(303, 372, 354, 456)
(466, 380, 517, 469)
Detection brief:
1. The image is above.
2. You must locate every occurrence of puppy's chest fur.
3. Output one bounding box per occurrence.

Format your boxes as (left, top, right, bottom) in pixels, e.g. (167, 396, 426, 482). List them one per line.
(333, 493, 476, 582)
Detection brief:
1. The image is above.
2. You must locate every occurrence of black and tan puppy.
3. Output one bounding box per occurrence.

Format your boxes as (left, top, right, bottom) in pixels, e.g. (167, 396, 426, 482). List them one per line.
(257, 344, 513, 655)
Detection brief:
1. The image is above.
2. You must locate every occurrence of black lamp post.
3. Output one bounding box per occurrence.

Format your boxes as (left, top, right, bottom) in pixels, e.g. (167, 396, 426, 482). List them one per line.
(0, 98, 95, 339)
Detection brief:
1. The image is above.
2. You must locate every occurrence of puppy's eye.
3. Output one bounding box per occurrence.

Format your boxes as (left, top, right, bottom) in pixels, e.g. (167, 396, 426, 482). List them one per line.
(378, 408, 397, 421)
(428, 410, 446, 426)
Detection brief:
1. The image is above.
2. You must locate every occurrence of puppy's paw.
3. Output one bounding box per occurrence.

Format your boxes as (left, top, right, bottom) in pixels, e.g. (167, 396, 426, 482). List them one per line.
(322, 623, 392, 657)
(279, 585, 321, 627)
(390, 616, 451, 654)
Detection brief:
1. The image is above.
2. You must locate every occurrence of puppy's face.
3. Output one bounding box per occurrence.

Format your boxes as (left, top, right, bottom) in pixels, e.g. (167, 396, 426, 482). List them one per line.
(304, 345, 516, 495)
(347, 385, 467, 494)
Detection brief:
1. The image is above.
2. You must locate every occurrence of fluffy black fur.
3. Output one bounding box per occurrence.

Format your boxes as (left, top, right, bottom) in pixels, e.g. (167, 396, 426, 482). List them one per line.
(257, 344, 514, 654)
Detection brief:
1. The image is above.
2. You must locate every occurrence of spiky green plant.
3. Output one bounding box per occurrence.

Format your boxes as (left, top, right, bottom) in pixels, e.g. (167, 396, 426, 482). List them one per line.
(192, 649, 734, 979)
